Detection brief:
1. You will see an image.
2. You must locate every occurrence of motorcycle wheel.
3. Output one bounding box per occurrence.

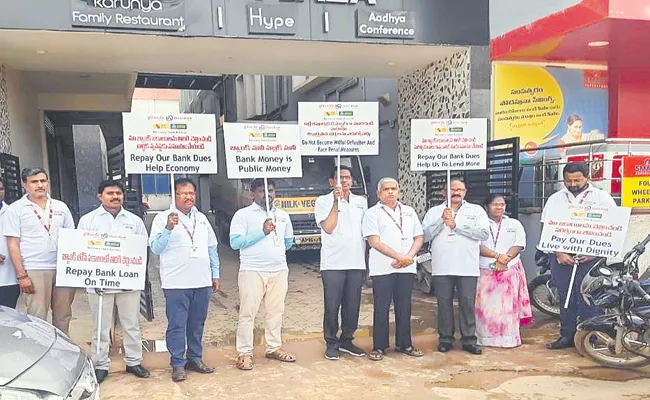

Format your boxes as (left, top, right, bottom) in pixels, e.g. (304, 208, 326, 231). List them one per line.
(528, 275, 560, 318)
(575, 330, 650, 369)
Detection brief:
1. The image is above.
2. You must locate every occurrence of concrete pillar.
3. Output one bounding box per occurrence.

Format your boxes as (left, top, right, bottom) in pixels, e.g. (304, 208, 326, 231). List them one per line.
(0, 64, 11, 153)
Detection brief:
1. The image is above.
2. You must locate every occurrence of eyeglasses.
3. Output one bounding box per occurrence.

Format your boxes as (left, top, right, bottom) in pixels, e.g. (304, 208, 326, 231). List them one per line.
(177, 192, 196, 198)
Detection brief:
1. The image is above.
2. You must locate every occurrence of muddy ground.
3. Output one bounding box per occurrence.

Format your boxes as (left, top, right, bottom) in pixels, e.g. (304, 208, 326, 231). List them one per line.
(23, 246, 650, 399)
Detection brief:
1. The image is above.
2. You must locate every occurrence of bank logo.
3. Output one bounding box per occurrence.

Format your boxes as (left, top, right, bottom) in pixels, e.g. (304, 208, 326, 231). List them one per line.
(153, 123, 170, 129)
(249, 131, 262, 138)
(263, 132, 277, 138)
(170, 123, 187, 129)
(104, 241, 121, 248)
(449, 127, 464, 133)
(435, 127, 448, 133)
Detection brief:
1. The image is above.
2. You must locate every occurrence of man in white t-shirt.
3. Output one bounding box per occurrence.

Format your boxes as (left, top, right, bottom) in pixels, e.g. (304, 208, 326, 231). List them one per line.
(422, 178, 490, 355)
(4, 168, 76, 334)
(149, 178, 221, 382)
(542, 161, 616, 350)
(230, 178, 295, 371)
(362, 177, 424, 362)
(0, 178, 19, 308)
(314, 165, 368, 360)
(78, 180, 150, 384)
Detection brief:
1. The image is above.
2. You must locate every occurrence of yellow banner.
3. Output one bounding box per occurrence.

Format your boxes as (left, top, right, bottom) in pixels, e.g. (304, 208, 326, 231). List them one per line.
(273, 197, 317, 214)
(621, 177, 650, 207)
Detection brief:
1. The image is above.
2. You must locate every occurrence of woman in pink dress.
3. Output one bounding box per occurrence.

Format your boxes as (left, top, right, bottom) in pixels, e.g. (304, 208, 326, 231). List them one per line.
(475, 194, 533, 348)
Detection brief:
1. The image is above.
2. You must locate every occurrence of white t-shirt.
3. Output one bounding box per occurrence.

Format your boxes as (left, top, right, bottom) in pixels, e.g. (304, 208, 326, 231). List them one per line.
(3, 195, 75, 270)
(541, 184, 617, 223)
(361, 202, 423, 277)
(479, 216, 526, 269)
(230, 203, 293, 272)
(78, 206, 148, 294)
(423, 201, 490, 277)
(149, 207, 218, 289)
(0, 202, 17, 287)
(314, 191, 367, 271)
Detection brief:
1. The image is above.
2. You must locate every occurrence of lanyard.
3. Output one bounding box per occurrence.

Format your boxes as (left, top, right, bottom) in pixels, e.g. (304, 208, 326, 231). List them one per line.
(31, 204, 53, 234)
(490, 219, 502, 247)
(381, 205, 403, 236)
(179, 213, 197, 245)
(565, 191, 590, 205)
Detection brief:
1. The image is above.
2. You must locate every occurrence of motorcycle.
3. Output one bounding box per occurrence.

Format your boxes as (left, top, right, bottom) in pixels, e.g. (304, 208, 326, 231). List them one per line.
(574, 233, 650, 369)
(528, 249, 560, 318)
(415, 247, 434, 295)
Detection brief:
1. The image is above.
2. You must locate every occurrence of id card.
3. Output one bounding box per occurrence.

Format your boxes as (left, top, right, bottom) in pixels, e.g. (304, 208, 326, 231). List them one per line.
(400, 237, 411, 252)
(189, 246, 199, 258)
(446, 233, 456, 243)
(273, 233, 282, 247)
(47, 239, 57, 252)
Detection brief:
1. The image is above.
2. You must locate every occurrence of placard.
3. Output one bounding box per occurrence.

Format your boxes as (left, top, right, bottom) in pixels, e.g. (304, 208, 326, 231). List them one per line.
(538, 204, 631, 258)
(56, 229, 148, 290)
(223, 122, 303, 179)
(122, 113, 217, 174)
(298, 102, 379, 155)
(622, 156, 650, 208)
(410, 118, 487, 171)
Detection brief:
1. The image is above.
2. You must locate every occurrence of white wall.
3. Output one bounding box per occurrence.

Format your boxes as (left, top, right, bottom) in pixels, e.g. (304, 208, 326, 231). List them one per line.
(5, 68, 46, 170)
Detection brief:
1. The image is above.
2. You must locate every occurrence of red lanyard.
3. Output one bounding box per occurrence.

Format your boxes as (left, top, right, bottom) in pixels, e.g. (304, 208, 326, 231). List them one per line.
(565, 191, 590, 205)
(179, 213, 197, 245)
(381, 205, 403, 235)
(490, 219, 502, 247)
(31, 204, 53, 234)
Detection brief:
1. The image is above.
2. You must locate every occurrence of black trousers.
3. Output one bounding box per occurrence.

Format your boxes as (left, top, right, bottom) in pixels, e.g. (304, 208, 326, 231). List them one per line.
(0, 284, 20, 308)
(322, 270, 364, 347)
(433, 275, 478, 346)
(371, 273, 415, 351)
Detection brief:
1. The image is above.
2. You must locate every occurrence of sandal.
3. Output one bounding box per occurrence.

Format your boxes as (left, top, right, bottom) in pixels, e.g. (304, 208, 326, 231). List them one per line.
(367, 349, 384, 361)
(236, 354, 253, 370)
(396, 346, 424, 357)
(265, 349, 296, 363)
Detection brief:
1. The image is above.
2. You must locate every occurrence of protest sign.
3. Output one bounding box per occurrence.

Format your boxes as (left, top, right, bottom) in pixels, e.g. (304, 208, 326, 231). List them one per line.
(410, 118, 487, 171)
(223, 122, 303, 179)
(55, 229, 148, 291)
(538, 204, 631, 258)
(410, 118, 487, 201)
(298, 102, 379, 156)
(122, 113, 217, 175)
(622, 156, 650, 208)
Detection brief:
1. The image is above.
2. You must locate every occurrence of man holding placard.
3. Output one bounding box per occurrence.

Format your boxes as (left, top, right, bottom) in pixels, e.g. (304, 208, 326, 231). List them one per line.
(422, 178, 489, 355)
(362, 177, 424, 361)
(230, 178, 296, 371)
(4, 168, 76, 335)
(542, 161, 617, 350)
(314, 165, 368, 360)
(77, 180, 150, 383)
(149, 178, 221, 382)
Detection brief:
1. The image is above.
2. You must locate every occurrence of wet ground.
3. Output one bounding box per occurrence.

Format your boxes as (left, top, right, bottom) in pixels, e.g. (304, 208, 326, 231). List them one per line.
(20, 246, 650, 399)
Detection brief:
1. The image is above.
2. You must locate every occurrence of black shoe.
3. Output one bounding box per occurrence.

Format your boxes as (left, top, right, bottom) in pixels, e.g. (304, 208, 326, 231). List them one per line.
(185, 360, 215, 374)
(126, 364, 150, 378)
(172, 367, 186, 382)
(462, 344, 482, 355)
(95, 369, 108, 384)
(325, 346, 340, 360)
(437, 343, 453, 353)
(339, 341, 366, 357)
(547, 337, 575, 350)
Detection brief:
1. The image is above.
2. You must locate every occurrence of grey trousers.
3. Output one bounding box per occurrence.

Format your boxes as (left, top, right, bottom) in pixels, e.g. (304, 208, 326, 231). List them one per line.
(432, 275, 478, 346)
(88, 291, 143, 370)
